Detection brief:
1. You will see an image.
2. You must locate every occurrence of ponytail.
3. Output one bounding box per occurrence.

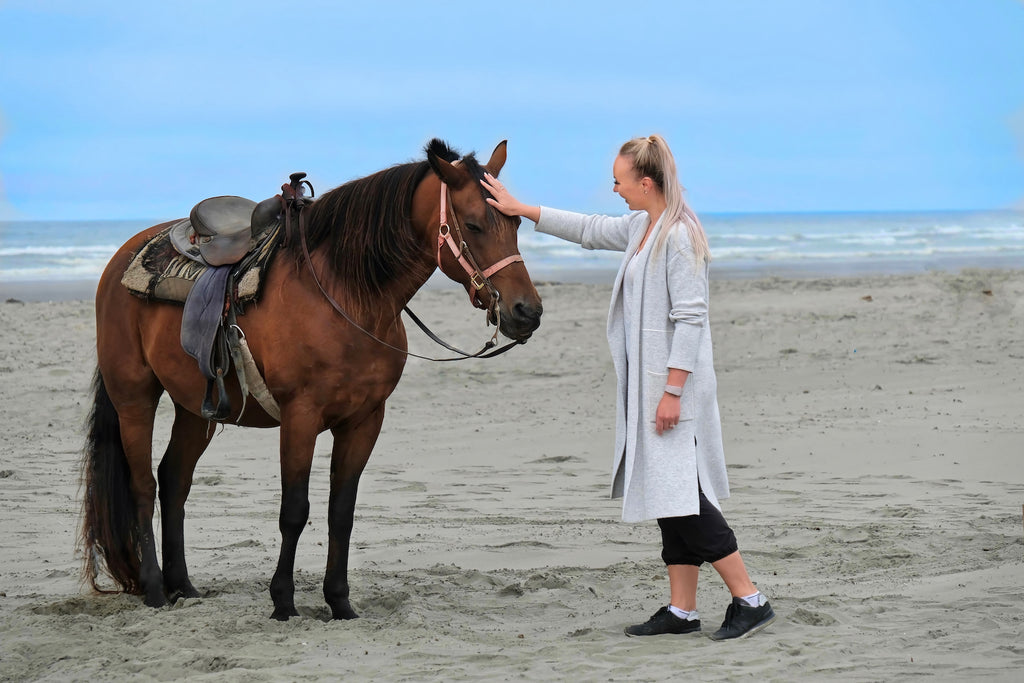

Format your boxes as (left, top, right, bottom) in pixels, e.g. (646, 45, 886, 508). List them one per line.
(619, 135, 710, 263)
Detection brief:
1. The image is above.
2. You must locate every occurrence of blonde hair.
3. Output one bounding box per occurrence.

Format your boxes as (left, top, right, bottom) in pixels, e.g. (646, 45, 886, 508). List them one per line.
(619, 134, 710, 263)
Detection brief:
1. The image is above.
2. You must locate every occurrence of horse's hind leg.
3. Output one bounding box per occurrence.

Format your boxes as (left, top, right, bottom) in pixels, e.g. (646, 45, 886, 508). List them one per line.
(94, 257, 177, 608)
(158, 402, 215, 602)
(323, 407, 384, 620)
(110, 391, 167, 608)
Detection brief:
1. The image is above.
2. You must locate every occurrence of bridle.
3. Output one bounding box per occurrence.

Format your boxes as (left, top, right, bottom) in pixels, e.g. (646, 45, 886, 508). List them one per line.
(287, 171, 528, 362)
(436, 177, 524, 322)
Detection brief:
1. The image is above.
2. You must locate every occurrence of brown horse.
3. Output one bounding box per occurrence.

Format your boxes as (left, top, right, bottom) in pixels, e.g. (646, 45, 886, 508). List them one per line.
(80, 139, 542, 620)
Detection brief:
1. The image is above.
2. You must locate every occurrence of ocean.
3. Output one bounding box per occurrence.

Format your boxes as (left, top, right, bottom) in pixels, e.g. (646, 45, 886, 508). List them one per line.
(1, 210, 1022, 285)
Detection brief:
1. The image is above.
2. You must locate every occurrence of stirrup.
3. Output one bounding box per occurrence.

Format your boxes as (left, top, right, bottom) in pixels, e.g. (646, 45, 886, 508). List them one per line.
(201, 371, 230, 421)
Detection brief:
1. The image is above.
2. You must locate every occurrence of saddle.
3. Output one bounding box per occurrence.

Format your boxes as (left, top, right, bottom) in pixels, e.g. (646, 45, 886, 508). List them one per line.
(170, 194, 282, 267)
(120, 173, 312, 422)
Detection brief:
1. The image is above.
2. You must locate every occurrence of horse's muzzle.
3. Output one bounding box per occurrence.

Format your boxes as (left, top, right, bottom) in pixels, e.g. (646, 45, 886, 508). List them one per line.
(500, 299, 543, 342)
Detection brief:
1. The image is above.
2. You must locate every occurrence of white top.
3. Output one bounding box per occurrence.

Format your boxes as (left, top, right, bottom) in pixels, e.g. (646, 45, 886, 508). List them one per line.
(622, 236, 652, 366)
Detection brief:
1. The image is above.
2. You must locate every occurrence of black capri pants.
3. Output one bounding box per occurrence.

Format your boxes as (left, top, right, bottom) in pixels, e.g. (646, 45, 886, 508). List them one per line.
(657, 489, 739, 566)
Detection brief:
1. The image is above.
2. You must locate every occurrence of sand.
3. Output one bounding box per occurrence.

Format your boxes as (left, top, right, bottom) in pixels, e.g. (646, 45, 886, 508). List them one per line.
(1, 267, 1022, 681)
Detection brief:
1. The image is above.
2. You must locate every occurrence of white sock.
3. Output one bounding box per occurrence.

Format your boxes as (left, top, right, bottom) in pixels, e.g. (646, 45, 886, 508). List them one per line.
(740, 591, 764, 607)
(668, 605, 699, 620)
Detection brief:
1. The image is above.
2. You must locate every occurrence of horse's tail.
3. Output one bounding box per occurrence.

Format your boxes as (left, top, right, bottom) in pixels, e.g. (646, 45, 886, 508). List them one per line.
(79, 368, 142, 595)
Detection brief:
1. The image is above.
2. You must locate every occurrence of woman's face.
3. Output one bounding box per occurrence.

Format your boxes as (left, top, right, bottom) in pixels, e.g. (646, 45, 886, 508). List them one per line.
(612, 155, 647, 211)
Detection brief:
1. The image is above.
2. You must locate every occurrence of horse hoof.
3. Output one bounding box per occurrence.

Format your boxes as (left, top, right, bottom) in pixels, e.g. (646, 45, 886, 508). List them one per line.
(331, 607, 360, 620)
(167, 585, 202, 603)
(270, 607, 299, 621)
(144, 592, 168, 609)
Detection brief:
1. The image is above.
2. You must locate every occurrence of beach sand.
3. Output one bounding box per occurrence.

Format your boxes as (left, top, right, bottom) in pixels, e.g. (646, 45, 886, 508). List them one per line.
(1, 267, 1022, 681)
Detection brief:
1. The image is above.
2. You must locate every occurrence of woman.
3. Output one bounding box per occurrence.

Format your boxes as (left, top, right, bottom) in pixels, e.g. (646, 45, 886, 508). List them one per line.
(481, 135, 775, 640)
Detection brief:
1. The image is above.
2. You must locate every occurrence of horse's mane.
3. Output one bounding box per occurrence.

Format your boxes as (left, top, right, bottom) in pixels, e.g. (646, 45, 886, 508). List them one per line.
(289, 139, 490, 305)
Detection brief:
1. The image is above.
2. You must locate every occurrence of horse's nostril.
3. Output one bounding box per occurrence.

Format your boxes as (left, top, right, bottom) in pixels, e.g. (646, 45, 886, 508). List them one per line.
(513, 301, 543, 323)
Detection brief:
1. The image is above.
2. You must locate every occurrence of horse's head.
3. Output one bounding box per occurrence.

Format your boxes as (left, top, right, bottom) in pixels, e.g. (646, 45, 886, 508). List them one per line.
(426, 140, 543, 342)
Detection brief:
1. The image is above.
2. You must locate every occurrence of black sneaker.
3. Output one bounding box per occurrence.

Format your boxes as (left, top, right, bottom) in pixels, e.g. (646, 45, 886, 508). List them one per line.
(624, 606, 701, 637)
(710, 597, 776, 640)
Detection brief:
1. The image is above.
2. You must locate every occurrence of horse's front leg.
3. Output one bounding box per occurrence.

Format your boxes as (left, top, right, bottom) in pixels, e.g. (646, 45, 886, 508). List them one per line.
(269, 412, 318, 621)
(324, 406, 384, 620)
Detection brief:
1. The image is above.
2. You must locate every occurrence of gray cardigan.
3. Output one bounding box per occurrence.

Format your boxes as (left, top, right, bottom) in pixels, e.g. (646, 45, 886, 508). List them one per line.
(536, 207, 729, 522)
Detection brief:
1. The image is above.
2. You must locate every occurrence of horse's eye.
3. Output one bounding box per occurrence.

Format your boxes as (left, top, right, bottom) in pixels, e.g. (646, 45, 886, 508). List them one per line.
(465, 222, 483, 234)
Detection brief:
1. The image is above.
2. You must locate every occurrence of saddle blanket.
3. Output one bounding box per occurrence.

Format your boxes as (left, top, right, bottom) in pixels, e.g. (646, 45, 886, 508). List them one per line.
(120, 221, 281, 306)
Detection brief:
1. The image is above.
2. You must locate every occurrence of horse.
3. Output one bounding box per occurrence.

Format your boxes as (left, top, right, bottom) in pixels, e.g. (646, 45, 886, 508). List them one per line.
(79, 139, 543, 620)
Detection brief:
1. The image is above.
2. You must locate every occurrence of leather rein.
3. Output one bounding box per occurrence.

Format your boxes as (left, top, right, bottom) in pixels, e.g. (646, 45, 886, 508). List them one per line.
(286, 172, 526, 362)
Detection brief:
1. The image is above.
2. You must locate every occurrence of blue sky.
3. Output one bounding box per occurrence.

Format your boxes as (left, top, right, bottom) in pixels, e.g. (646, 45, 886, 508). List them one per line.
(1, 0, 1022, 221)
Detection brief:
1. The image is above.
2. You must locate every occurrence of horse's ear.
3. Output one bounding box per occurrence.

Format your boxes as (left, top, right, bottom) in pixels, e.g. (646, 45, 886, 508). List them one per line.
(430, 155, 468, 189)
(485, 140, 508, 178)
(426, 139, 469, 189)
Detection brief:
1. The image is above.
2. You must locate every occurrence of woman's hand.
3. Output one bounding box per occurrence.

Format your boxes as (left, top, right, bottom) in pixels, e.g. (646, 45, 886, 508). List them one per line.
(481, 173, 541, 223)
(655, 393, 681, 435)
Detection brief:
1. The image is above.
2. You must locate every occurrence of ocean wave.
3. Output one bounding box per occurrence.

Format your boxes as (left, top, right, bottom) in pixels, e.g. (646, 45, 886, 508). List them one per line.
(0, 244, 121, 257)
(711, 244, 1024, 261)
(1, 263, 114, 280)
(710, 226, 1024, 244)
(3, 211, 1022, 282)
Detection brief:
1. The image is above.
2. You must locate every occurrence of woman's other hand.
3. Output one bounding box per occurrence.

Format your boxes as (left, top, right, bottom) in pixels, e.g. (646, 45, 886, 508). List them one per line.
(655, 393, 681, 435)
